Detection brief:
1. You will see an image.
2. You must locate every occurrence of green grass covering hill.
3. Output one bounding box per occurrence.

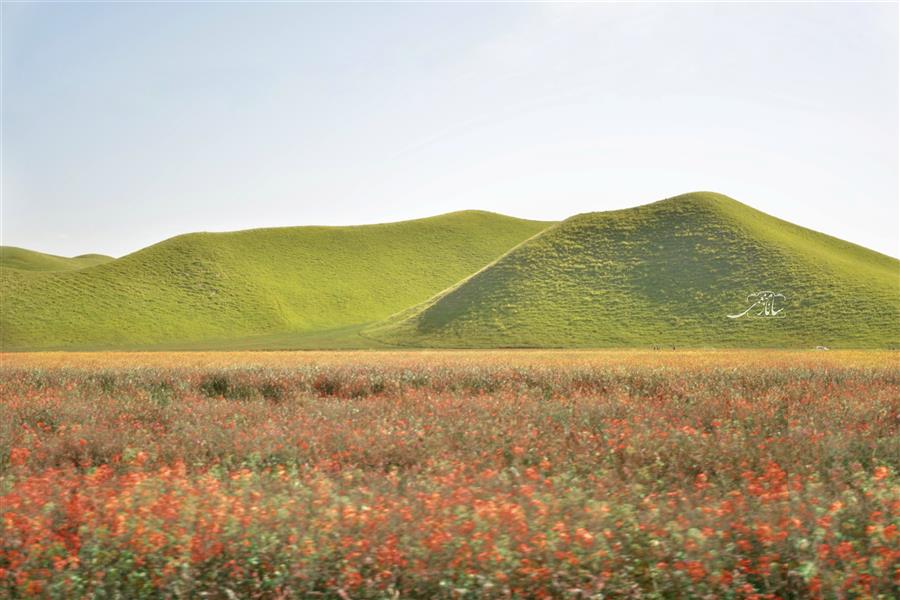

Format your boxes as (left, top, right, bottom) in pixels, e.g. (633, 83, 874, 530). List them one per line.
(366, 193, 900, 348)
(1, 212, 551, 350)
(0, 247, 113, 272)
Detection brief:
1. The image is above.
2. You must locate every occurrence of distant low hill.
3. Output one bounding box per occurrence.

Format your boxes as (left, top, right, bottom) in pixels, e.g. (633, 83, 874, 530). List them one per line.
(0, 212, 551, 350)
(365, 193, 899, 348)
(0, 247, 113, 272)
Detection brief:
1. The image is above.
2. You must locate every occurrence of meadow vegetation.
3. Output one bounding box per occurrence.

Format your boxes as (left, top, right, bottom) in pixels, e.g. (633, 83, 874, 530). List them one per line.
(1, 351, 897, 598)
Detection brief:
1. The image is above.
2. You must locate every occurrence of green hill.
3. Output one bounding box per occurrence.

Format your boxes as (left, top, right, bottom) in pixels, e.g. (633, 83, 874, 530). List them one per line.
(5, 194, 896, 350)
(365, 193, 900, 348)
(1, 211, 552, 350)
(0, 247, 113, 272)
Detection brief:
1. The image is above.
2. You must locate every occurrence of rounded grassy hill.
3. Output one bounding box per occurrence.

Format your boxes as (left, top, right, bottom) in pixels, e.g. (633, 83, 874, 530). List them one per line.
(1, 211, 551, 350)
(365, 193, 899, 348)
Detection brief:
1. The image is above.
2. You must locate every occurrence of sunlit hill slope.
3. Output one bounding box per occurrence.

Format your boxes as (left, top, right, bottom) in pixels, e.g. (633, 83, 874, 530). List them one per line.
(1, 212, 551, 350)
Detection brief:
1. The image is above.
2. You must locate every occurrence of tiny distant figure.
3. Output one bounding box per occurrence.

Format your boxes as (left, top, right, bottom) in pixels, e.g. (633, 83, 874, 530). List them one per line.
(672, 345, 675, 351)
(815, 345, 830, 351)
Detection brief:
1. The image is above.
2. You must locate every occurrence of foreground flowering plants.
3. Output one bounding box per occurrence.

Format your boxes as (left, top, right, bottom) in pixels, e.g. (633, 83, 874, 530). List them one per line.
(1, 351, 897, 599)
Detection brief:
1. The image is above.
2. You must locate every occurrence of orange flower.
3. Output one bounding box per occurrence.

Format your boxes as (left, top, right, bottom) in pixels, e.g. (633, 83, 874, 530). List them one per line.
(9, 447, 29, 466)
(574, 528, 595, 548)
(344, 571, 363, 588)
(685, 561, 706, 582)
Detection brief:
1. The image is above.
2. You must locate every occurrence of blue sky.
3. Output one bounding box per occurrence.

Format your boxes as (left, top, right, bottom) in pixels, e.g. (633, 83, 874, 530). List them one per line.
(2, 2, 897, 257)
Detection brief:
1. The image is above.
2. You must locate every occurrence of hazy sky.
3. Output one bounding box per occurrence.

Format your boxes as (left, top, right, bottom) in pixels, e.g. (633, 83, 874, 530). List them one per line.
(2, 2, 897, 258)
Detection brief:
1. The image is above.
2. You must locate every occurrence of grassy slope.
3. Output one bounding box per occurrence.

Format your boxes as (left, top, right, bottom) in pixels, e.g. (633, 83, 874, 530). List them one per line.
(0, 247, 113, 272)
(366, 192, 900, 348)
(1, 212, 551, 350)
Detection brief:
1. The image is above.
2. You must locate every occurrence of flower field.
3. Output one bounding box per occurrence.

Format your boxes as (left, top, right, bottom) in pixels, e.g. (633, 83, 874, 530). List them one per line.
(1, 351, 897, 599)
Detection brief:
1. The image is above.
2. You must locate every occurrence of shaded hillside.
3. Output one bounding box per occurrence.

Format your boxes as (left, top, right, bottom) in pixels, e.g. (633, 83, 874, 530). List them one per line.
(1, 212, 552, 349)
(366, 193, 899, 348)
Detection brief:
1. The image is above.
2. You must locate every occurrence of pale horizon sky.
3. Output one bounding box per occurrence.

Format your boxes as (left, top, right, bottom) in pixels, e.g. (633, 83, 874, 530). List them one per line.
(2, 2, 898, 258)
